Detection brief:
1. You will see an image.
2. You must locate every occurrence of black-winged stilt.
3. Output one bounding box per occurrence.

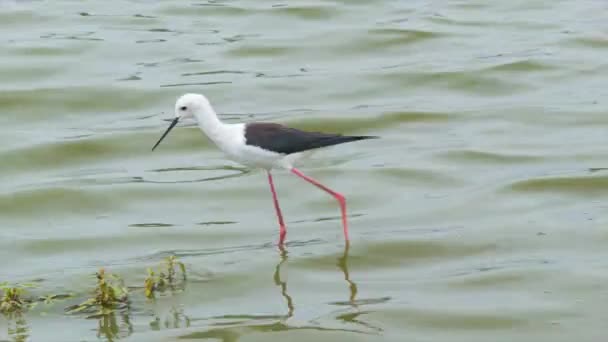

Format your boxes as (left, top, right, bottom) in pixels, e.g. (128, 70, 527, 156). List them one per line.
(152, 93, 377, 245)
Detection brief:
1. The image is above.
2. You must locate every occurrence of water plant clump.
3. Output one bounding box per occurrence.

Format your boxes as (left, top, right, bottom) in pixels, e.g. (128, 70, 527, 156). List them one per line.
(2, 281, 73, 320)
(144, 255, 187, 299)
(66, 268, 129, 316)
(0, 285, 26, 315)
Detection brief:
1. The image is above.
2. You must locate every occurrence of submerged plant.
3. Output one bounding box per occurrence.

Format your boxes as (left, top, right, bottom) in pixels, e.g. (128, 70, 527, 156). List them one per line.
(0, 282, 41, 316)
(144, 269, 157, 299)
(1, 281, 72, 318)
(66, 268, 129, 316)
(144, 255, 187, 299)
(0, 286, 26, 315)
(165, 255, 187, 283)
(38, 293, 72, 305)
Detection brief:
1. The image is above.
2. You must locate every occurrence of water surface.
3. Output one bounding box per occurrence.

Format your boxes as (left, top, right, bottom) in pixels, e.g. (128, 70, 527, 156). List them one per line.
(1, 1, 608, 341)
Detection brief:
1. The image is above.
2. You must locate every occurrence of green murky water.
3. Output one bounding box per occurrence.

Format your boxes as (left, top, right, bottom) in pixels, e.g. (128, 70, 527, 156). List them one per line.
(2, 1, 608, 341)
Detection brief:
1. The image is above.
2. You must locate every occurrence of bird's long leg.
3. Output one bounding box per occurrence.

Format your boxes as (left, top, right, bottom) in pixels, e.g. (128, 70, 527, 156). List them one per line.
(267, 171, 287, 245)
(290, 167, 349, 242)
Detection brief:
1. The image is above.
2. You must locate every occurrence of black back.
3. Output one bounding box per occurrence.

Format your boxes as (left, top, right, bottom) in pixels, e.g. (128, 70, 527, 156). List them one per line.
(244, 122, 377, 155)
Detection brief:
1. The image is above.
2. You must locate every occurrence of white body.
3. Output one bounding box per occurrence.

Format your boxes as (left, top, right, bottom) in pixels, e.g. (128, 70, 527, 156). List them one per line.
(176, 93, 303, 170)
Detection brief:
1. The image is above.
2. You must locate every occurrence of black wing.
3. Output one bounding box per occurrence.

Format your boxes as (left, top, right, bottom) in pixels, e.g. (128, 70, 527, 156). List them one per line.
(244, 122, 377, 155)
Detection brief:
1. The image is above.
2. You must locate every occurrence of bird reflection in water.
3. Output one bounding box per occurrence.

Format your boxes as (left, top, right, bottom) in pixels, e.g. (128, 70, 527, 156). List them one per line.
(178, 243, 382, 340)
(274, 244, 295, 319)
(315, 243, 385, 334)
(337, 243, 358, 307)
(273, 243, 359, 319)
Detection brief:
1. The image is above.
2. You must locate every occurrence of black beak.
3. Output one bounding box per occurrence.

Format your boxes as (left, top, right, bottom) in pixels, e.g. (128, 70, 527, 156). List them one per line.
(152, 117, 179, 151)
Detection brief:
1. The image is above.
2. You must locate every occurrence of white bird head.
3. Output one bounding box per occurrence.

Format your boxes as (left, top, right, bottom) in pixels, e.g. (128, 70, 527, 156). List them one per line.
(174, 93, 211, 120)
(152, 93, 215, 151)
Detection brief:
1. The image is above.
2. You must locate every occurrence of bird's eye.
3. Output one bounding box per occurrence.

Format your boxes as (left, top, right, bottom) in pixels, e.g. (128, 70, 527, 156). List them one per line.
(180, 106, 187, 111)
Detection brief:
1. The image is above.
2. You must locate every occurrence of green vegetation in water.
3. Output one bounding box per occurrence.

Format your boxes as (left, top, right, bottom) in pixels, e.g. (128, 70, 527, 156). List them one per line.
(144, 255, 187, 299)
(66, 268, 129, 317)
(1, 279, 73, 334)
(1, 284, 27, 315)
(0, 282, 41, 317)
(1, 257, 189, 341)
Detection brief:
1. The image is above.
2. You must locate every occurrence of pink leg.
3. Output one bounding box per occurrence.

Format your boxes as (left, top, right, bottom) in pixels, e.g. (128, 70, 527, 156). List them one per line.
(267, 171, 287, 245)
(291, 168, 349, 241)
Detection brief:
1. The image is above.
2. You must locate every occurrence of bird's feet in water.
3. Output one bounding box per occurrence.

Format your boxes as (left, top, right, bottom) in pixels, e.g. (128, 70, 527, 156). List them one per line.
(279, 225, 287, 246)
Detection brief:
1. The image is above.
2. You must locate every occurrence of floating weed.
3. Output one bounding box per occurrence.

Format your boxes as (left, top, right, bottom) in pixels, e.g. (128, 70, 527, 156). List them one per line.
(1, 286, 27, 315)
(144, 269, 158, 299)
(38, 293, 72, 305)
(66, 268, 129, 317)
(1, 281, 73, 319)
(166, 255, 187, 283)
(144, 255, 187, 299)
(0, 282, 40, 316)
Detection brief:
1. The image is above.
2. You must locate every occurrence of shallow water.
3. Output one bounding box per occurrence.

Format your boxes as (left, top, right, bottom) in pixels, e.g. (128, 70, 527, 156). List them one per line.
(2, 0, 608, 341)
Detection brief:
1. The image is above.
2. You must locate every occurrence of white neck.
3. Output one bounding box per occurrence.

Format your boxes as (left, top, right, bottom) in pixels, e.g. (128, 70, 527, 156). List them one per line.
(194, 102, 226, 141)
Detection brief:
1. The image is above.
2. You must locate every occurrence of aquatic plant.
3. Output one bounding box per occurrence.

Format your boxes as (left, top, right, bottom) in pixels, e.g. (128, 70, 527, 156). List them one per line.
(144, 255, 187, 299)
(0, 285, 26, 315)
(0, 282, 43, 316)
(66, 268, 129, 316)
(38, 293, 72, 305)
(1, 281, 73, 319)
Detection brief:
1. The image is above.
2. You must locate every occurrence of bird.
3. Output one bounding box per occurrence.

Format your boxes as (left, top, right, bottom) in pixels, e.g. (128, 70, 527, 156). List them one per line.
(152, 93, 378, 245)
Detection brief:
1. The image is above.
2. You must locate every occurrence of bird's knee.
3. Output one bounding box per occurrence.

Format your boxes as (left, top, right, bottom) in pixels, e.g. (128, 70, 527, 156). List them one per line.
(334, 192, 346, 205)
